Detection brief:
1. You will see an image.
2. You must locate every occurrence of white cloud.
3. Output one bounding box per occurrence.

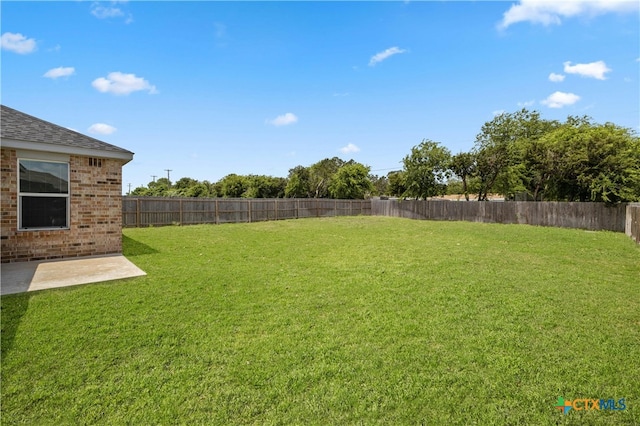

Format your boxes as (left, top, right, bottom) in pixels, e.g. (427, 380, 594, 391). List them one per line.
(541, 91, 580, 108)
(518, 100, 536, 107)
(1, 32, 36, 54)
(498, 0, 639, 29)
(563, 60, 611, 80)
(266, 113, 298, 127)
(339, 143, 361, 154)
(548, 72, 565, 82)
(43, 66, 75, 79)
(91, 2, 133, 23)
(92, 72, 158, 95)
(492, 109, 506, 117)
(91, 4, 124, 19)
(88, 123, 117, 135)
(369, 47, 407, 66)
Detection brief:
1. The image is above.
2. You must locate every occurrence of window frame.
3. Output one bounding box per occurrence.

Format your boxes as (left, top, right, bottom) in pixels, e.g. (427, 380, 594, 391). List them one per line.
(18, 157, 70, 231)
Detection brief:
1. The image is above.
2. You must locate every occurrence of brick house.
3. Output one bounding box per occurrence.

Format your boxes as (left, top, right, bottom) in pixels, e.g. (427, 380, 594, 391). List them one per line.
(1, 105, 134, 263)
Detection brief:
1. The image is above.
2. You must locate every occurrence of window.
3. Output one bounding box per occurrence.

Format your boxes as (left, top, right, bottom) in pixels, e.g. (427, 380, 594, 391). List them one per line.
(19, 159, 69, 229)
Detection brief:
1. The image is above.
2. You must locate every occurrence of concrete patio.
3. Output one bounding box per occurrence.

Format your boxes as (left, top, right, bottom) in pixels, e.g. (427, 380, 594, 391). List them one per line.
(1, 255, 146, 296)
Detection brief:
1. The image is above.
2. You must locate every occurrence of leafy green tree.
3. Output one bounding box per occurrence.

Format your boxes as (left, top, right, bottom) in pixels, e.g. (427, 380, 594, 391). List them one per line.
(218, 174, 248, 198)
(309, 157, 345, 198)
(285, 166, 311, 198)
(172, 177, 198, 196)
(473, 111, 639, 202)
(369, 174, 389, 196)
(130, 185, 151, 196)
(244, 175, 287, 198)
(449, 152, 476, 201)
(474, 109, 555, 200)
(402, 139, 451, 199)
(515, 134, 560, 200)
(143, 178, 171, 196)
(387, 171, 406, 197)
(474, 113, 520, 200)
(445, 178, 464, 195)
(542, 120, 640, 202)
(328, 163, 373, 199)
(202, 180, 218, 197)
(184, 182, 212, 198)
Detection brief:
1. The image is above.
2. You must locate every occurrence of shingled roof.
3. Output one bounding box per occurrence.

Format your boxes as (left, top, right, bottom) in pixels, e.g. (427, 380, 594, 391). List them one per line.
(1, 105, 133, 161)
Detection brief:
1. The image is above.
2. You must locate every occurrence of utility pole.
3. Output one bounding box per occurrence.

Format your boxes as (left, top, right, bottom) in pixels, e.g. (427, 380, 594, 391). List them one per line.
(165, 169, 172, 184)
(127, 183, 132, 195)
(151, 175, 157, 183)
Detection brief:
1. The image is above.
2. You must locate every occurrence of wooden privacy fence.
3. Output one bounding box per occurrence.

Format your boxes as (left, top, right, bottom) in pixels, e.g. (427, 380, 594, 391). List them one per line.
(371, 199, 629, 232)
(626, 203, 640, 243)
(122, 197, 637, 241)
(122, 197, 371, 228)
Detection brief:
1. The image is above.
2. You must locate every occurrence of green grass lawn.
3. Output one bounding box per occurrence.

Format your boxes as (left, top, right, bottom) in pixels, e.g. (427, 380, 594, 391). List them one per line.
(2, 217, 639, 425)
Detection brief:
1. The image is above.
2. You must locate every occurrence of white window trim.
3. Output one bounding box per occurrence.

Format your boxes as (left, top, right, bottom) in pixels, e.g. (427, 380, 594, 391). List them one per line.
(18, 157, 71, 231)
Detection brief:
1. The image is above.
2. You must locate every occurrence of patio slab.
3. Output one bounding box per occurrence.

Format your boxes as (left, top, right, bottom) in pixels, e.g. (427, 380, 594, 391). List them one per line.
(1, 255, 146, 296)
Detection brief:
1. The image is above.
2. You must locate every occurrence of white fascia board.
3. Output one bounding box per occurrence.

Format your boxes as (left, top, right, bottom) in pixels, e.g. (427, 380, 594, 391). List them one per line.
(1, 138, 134, 164)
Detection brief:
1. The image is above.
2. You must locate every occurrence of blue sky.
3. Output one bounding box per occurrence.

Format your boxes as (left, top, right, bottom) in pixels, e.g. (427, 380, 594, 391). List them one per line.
(2, 1, 638, 192)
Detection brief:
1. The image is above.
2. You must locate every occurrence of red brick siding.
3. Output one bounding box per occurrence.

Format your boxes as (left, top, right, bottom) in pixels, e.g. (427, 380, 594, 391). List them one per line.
(1, 148, 125, 263)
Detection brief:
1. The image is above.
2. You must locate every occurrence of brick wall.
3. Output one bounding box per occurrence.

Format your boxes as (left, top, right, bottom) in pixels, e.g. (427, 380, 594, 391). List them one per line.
(1, 148, 125, 262)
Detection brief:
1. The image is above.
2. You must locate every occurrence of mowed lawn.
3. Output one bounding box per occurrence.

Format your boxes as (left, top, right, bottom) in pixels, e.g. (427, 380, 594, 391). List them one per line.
(2, 216, 639, 425)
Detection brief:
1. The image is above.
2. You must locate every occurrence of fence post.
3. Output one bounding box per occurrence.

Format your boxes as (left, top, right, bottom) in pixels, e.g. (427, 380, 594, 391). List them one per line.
(215, 198, 219, 225)
(275, 199, 278, 221)
(136, 198, 140, 228)
(179, 199, 183, 225)
(248, 199, 252, 223)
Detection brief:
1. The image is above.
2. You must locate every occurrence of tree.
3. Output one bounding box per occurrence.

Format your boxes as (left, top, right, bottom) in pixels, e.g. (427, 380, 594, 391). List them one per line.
(309, 157, 345, 198)
(285, 165, 311, 198)
(369, 174, 389, 196)
(449, 152, 476, 201)
(184, 182, 212, 198)
(402, 139, 451, 199)
(328, 163, 373, 199)
(173, 177, 198, 195)
(387, 171, 406, 197)
(474, 109, 556, 200)
(130, 185, 151, 196)
(144, 178, 171, 196)
(244, 175, 287, 198)
(218, 174, 248, 198)
(542, 120, 640, 203)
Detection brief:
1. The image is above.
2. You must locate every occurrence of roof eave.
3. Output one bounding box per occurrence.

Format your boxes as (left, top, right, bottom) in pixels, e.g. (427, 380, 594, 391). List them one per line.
(1, 138, 134, 164)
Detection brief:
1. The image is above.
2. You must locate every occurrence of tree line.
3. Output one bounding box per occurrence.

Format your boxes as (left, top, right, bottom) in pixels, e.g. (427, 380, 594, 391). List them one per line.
(130, 109, 640, 203)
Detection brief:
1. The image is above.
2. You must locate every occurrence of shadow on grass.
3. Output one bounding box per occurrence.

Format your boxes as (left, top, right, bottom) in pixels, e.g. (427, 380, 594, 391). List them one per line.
(1, 292, 32, 361)
(123, 235, 159, 257)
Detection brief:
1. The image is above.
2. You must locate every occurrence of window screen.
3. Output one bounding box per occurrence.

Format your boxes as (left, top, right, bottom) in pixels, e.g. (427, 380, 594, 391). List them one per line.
(19, 159, 69, 229)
